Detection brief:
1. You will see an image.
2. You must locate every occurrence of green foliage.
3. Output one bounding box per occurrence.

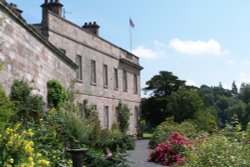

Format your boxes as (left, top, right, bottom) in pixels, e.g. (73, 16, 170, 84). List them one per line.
(141, 97, 168, 127)
(117, 103, 131, 135)
(10, 80, 31, 102)
(23, 117, 72, 166)
(239, 84, 250, 103)
(193, 107, 218, 132)
(142, 73, 217, 129)
(57, 108, 92, 148)
(142, 87, 215, 129)
(84, 149, 129, 167)
(0, 124, 50, 166)
(167, 87, 204, 123)
(56, 89, 129, 165)
(199, 85, 215, 105)
(247, 122, 250, 133)
(47, 80, 67, 109)
(232, 81, 238, 95)
(199, 83, 250, 128)
(183, 133, 250, 167)
(149, 118, 197, 149)
(10, 80, 45, 121)
(143, 71, 185, 97)
(0, 85, 14, 132)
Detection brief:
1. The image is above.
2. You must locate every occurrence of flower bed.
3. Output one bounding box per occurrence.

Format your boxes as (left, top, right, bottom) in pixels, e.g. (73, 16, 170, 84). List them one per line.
(148, 132, 189, 166)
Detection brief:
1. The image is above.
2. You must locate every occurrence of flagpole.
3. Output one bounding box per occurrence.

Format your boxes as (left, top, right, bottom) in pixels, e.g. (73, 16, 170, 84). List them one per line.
(129, 24, 132, 52)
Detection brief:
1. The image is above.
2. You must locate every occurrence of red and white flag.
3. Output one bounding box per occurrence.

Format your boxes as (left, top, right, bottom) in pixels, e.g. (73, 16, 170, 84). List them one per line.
(129, 18, 135, 28)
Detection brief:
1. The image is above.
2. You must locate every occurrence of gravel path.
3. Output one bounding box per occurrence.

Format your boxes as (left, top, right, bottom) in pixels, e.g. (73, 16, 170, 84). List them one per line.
(125, 140, 162, 167)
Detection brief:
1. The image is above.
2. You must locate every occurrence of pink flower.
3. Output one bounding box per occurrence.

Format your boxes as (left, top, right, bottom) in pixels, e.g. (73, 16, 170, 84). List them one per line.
(148, 132, 189, 166)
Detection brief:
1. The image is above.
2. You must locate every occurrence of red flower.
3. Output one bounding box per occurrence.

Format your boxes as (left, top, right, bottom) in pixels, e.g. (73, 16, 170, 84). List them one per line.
(148, 132, 189, 166)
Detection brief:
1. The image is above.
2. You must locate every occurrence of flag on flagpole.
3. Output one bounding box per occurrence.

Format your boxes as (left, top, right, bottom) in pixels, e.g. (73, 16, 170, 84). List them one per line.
(129, 18, 135, 28)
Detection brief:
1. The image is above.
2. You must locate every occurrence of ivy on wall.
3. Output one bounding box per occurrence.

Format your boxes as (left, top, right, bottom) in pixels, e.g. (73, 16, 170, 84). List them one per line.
(117, 103, 131, 134)
(47, 80, 66, 109)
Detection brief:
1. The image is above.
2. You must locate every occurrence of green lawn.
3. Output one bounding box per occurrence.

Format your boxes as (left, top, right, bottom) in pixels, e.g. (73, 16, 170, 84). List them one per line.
(143, 133, 153, 139)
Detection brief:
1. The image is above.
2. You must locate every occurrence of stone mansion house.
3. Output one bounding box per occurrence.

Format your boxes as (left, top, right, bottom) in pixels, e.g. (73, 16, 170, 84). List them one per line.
(0, 0, 143, 134)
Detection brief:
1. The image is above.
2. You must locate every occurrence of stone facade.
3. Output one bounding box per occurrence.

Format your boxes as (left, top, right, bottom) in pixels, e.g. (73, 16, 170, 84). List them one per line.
(0, 1, 76, 98)
(0, 0, 142, 134)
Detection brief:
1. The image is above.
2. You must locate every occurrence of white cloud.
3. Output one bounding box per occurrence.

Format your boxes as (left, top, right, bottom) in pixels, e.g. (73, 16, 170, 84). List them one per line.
(169, 38, 230, 56)
(239, 72, 250, 83)
(186, 79, 199, 87)
(227, 60, 235, 64)
(153, 40, 166, 48)
(132, 41, 166, 59)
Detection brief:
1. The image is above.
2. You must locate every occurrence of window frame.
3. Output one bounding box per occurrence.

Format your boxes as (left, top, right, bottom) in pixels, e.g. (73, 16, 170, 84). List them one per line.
(114, 68, 119, 90)
(134, 106, 139, 128)
(133, 74, 138, 94)
(103, 106, 109, 128)
(123, 70, 128, 92)
(76, 55, 83, 81)
(91, 60, 96, 85)
(103, 64, 108, 88)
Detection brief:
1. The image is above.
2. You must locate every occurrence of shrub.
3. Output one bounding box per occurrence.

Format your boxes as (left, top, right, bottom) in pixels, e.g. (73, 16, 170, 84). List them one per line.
(183, 133, 250, 167)
(48, 83, 130, 166)
(149, 118, 197, 148)
(84, 149, 129, 167)
(10, 80, 45, 121)
(47, 80, 67, 109)
(10, 80, 31, 102)
(57, 108, 92, 148)
(193, 107, 218, 132)
(0, 124, 50, 166)
(148, 132, 189, 166)
(117, 103, 131, 134)
(0, 85, 14, 132)
(24, 115, 72, 166)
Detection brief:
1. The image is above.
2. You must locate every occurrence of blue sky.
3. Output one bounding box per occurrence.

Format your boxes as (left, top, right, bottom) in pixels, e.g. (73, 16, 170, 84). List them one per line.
(7, 0, 250, 91)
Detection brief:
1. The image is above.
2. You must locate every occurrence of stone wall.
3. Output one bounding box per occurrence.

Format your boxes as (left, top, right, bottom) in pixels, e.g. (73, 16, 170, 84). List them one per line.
(0, 5, 76, 100)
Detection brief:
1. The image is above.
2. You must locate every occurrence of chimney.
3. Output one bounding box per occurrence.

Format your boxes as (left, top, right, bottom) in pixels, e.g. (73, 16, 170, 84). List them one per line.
(82, 22, 100, 36)
(41, 0, 63, 20)
(9, 3, 23, 17)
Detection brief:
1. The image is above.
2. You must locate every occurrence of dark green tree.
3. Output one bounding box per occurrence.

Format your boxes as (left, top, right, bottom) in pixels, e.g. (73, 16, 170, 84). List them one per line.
(143, 71, 186, 97)
(199, 85, 215, 106)
(225, 100, 245, 125)
(238, 84, 250, 104)
(231, 81, 238, 95)
(141, 71, 187, 128)
(141, 97, 170, 127)
(166, 87, 204, 123)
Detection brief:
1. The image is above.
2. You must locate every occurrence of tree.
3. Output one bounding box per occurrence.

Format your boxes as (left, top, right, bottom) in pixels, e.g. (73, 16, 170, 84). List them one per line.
(143, 71, 186, 97)
(141, 97, 170, 127)
(231, 81, 238, 95)
(238, 84, 250, 103)
(141, 71, 187, 128)
(166, 87, 204, 123)
(199, 85, 215, 106)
